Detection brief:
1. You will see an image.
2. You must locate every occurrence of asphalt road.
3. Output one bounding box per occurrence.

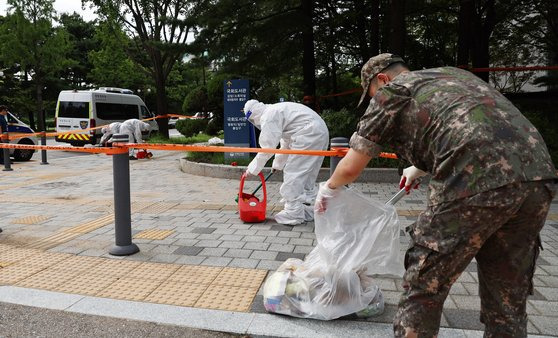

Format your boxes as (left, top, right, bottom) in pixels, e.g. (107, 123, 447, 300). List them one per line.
(0, 302, 242, 338)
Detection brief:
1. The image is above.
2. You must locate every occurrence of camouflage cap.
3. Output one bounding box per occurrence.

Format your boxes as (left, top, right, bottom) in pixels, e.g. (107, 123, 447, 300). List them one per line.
(357, 53, 405, 107)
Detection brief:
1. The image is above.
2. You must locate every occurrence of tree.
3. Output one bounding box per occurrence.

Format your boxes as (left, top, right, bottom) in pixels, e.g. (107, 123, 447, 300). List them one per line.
(58, 12, 96, 89)
(0, 0, 71, 130)
(88, 21, 150, 91)
(87, 0, 205, 138)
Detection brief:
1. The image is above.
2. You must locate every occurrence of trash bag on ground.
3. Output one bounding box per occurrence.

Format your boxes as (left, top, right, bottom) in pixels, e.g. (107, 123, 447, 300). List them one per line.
(263, 184, 404, 320)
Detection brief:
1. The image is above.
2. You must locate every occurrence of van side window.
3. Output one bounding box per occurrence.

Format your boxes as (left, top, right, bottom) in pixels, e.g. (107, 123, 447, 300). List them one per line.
(96, 103, 139, 120)
(59, 101, 89, 119)
(141, 106, 152, 119)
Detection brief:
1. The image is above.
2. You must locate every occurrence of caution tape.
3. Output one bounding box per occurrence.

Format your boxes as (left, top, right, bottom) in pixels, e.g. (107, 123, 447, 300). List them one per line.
(0, 141, 398, 159)
(117, 142, 398, 159)
(0, 143, 127, 155)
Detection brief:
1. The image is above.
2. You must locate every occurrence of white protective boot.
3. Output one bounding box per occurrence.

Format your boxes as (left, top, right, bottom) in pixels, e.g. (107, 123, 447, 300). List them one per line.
(274, 202, 306, 225)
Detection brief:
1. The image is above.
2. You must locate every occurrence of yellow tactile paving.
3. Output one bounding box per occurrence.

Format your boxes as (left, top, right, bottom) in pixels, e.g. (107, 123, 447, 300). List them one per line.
(138, 202, 179, 214)
(0, 248, 43, 265)
(20, 252, 72, 268)
(91, 205, 113, 213)
(168, 265, 222, 285)
(195, 285, 257, 312)
(97, 278, 163, 301)
(26, 232, 81, 250)
(11, 215, 51, 225)
(56, 273, 119, 296)
(86, 259, 142, 277)
(201, 204, 225, 210)
(131, 201, 155, 212)
(0, 244, 267, 312)
(173, 203, 202, 210)
(0, 244, 14, 253)
(65, 214, 115, 233)
(133, 229, 175, 240)
(127, 262, 180, 281)
(16, 268, 80, 290)
(0, 263, 46, 285)
(49, 255, 105, 272)
(212, 267, 268, 289)
(145, 281, 208, 307)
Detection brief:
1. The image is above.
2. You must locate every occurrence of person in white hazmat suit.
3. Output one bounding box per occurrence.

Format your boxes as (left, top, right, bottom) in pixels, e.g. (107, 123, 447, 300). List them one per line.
(120, 119, 151, 159)
(100, 122, 122, 146)
(243, 99, 329, 225)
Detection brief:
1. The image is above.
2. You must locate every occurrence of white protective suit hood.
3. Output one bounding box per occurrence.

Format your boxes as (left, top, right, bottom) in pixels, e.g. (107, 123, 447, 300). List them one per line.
(243, 99, 266, 129)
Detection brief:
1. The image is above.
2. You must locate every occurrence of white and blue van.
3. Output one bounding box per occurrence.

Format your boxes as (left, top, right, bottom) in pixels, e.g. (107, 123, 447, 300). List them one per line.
(4, 112, 37, 161)
(55, 87, 158, 146)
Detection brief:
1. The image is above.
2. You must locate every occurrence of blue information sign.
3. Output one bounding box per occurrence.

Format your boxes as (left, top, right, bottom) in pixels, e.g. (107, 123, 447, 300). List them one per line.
(223, 79, 250, 160)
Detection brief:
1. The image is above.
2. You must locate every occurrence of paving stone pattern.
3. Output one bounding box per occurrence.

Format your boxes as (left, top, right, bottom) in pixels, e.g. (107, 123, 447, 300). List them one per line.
(0, 150, 557, 335)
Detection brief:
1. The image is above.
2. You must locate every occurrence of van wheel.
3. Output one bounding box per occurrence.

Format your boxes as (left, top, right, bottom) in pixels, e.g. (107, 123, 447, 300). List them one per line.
(14, 139, 35, 161)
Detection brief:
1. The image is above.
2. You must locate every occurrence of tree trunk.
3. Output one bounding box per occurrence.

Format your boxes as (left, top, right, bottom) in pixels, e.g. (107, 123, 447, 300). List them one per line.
(457, 0, 473, 67)
(355, 0, 370, 62)
(154, 67, 169, 138)
(471, 0, 496, 82)
(370, 0, 380, 57)
(389, 0, 406, 56)
(301, 0, 316, 99)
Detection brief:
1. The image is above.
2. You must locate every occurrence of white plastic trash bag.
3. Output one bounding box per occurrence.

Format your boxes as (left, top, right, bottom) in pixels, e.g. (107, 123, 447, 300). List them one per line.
(263, 184, 404, 320)
(208, 137, 224, 145)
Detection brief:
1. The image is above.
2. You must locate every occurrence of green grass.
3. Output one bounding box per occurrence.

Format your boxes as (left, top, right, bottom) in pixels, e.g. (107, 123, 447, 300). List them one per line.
(148, 133, 213, 145)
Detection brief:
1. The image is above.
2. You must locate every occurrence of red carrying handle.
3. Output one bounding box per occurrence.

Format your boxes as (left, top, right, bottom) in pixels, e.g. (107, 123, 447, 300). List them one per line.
(239, 172, 266, 201)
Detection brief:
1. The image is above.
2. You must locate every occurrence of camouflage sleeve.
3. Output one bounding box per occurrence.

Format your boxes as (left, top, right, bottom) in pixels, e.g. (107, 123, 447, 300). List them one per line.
(349, 84, 412, 157)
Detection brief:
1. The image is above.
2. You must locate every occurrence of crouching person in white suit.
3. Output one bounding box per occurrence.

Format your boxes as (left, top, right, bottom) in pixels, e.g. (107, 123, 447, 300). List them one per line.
(243, 99, 329, 225)
(120, 119, 151, 159)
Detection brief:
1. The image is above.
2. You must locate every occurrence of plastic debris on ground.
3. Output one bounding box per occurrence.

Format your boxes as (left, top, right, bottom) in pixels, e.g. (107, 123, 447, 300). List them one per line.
(208, 137, 224, 145)
(263, 184, 404, 320)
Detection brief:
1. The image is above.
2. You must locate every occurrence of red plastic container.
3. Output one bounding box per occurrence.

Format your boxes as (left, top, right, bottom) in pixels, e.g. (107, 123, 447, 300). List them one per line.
(238, 172, 267, 223)
(136, 150, 153, 159)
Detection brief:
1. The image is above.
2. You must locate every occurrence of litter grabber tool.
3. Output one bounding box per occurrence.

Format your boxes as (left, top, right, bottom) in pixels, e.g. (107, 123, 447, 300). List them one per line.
(238, 171, 268, 223)
(235, 170, 275, 203)
(386, 178, 423, 205)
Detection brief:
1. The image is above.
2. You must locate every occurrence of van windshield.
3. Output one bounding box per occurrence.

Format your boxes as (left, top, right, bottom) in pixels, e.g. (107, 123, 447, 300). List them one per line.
(96, 103, 139, 120)
(59, 101, 89, 119)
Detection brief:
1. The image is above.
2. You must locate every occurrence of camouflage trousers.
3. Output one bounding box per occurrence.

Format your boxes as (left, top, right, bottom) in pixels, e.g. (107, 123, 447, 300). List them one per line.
(393, 180, 557, 337)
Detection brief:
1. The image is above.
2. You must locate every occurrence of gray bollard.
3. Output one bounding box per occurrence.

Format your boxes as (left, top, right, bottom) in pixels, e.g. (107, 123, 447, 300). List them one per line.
(109, 133, 139, 256)
(2, 132, 13, 172)
(329, 137, 349, 177)
(40, 132, 49, 165)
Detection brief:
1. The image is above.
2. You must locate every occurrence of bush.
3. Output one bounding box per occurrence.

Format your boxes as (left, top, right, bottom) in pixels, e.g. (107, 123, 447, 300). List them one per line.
(321, 108, 360, 139)
(176, 118, 208, 137)
(204, 117, 223, 136)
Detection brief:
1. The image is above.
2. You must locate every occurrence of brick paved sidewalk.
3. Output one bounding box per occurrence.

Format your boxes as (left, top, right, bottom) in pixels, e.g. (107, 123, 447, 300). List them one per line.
(0, 149, 556, 336)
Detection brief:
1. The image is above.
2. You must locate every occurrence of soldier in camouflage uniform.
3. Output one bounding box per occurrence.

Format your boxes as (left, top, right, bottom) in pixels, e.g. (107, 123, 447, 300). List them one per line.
(315, 53, 558, 337)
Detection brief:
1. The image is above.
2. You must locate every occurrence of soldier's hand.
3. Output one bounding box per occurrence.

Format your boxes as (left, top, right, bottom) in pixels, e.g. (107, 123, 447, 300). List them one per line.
(400, 166, 427, 193)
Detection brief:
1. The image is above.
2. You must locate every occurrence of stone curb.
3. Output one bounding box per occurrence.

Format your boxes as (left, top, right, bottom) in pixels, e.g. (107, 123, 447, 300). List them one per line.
(179, 157, 401, 183)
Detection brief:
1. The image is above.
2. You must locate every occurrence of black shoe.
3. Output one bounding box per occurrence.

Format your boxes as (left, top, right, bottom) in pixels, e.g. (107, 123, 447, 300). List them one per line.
(129, 156, 137, 160)
(0, 228, 3, 233)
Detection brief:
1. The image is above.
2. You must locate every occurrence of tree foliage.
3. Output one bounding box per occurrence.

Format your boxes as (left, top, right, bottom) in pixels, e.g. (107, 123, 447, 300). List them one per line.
(0, 0, 71, 129)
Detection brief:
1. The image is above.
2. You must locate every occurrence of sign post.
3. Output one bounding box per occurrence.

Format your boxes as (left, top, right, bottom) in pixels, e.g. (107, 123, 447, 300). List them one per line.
(223, 79, 250, 161)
